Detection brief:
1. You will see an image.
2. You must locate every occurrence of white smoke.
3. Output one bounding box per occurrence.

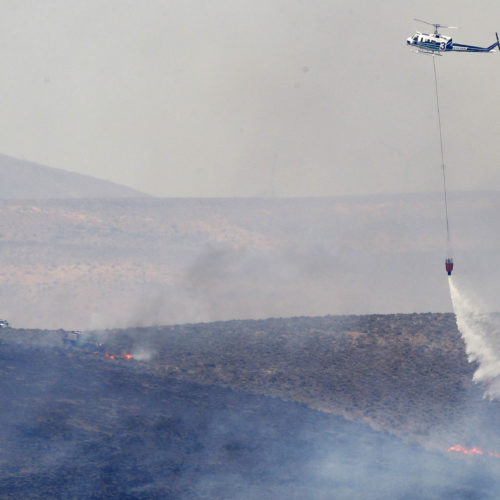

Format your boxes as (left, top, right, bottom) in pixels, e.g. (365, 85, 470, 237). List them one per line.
(131, 347, 154, 362)
(449, 277, 500, 399)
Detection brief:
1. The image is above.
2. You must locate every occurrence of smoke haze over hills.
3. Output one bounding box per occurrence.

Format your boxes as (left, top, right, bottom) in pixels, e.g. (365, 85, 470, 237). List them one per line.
(0, 0, 499, 495)
(0, 189, 498, 329)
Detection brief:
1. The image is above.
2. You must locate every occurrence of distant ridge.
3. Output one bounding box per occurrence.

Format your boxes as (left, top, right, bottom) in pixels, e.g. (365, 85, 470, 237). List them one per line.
(0, 154, 149, 199)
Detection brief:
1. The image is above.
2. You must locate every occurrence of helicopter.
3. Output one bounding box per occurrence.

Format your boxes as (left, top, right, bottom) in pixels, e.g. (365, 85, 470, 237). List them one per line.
(407, 19, 499, 54)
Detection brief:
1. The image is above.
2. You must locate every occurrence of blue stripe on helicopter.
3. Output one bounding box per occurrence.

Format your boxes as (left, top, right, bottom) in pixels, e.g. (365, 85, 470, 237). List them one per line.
(451, 43, 495, 52)
(414, 41, 496, 52)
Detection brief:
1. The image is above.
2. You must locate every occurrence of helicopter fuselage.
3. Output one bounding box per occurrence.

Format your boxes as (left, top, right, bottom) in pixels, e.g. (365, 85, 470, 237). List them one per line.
(407, 32, 452, 52)
(407, 31, 499, 53)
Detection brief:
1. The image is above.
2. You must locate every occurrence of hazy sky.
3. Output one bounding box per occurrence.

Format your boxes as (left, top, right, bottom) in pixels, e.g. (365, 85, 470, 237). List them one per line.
(0, 0, 499, 197)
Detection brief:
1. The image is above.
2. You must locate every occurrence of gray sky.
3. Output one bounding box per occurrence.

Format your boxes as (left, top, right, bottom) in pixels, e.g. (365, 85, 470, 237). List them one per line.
(0, 0, 499, 197)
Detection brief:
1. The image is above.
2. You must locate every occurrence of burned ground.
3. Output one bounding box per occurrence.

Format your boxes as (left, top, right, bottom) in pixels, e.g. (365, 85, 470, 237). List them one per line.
(90, 313, 477, 440)
(1, 313, 499, 498)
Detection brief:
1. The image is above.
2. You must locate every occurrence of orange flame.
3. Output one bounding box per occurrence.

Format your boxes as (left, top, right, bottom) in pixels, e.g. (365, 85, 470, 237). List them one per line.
(102, 351, 133, 361)
(449, 445, 483, 456)
(448, 445, 500, 459)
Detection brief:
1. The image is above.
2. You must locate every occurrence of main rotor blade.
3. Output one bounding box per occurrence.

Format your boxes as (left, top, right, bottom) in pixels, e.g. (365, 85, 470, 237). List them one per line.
(414, 18, 436, 27)
(414, 18, 458, 29)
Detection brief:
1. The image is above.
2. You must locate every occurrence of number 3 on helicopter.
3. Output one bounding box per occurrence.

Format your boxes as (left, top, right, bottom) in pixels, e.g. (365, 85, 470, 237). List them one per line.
(407, 19, 499, 54)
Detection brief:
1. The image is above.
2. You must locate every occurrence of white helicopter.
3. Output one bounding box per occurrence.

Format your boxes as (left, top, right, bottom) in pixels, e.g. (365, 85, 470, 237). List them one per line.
(407, 19, 499, 54)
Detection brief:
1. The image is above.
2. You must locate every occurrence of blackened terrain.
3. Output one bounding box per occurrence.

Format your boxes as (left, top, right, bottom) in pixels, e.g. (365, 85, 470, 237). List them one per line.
(92, 313, 476, 440)
(1, 313, 500, 499)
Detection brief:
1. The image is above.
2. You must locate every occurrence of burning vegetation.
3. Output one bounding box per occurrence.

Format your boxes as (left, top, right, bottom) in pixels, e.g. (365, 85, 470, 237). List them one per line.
(448, 445, 500, 459)
(94, 343, 133, 361)
(103, 351, 133, 361)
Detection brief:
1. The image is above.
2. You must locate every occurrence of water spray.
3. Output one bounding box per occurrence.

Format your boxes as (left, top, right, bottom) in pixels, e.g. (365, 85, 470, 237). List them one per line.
(449, 277, 500, 399)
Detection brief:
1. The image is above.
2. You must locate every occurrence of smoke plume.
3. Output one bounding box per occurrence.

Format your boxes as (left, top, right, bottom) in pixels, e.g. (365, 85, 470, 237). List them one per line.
(449, 277, 500, 399)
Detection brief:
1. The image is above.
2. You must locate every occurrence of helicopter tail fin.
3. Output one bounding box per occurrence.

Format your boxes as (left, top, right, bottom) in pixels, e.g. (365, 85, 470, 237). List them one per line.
(489, 33, 500, 51)
(488, 33, 500, 52)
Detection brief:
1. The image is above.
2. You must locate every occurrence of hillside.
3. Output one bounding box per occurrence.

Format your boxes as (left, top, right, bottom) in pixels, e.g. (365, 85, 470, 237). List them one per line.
(0, 154, 148, 199)
(86, 313, 481, 442)
(0, 193, 499, 329)
(1, 313, 500, 498)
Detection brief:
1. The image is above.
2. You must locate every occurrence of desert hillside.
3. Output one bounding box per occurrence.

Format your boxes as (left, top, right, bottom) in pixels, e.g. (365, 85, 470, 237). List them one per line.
(0, 154, 147, 199)
(0, 193, 499, 329)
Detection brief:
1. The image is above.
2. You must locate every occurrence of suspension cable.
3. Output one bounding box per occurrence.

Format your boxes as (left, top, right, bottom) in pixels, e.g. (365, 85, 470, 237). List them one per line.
(432, 56, 451, 250)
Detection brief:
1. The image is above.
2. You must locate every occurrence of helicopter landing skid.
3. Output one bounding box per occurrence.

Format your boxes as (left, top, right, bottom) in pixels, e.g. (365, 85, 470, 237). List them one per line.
(412, 48, 443, 56)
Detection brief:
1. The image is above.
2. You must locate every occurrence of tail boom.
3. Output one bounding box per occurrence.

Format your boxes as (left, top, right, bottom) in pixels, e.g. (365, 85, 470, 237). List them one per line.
(452, 34, 500, 52)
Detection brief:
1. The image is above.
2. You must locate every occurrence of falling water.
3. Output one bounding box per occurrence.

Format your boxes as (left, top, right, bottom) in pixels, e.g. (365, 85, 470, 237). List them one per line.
(449, 277, 500, 399)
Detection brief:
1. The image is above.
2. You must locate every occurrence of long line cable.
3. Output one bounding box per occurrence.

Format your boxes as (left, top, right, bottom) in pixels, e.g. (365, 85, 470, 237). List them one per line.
(432, 56, 451, 251)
